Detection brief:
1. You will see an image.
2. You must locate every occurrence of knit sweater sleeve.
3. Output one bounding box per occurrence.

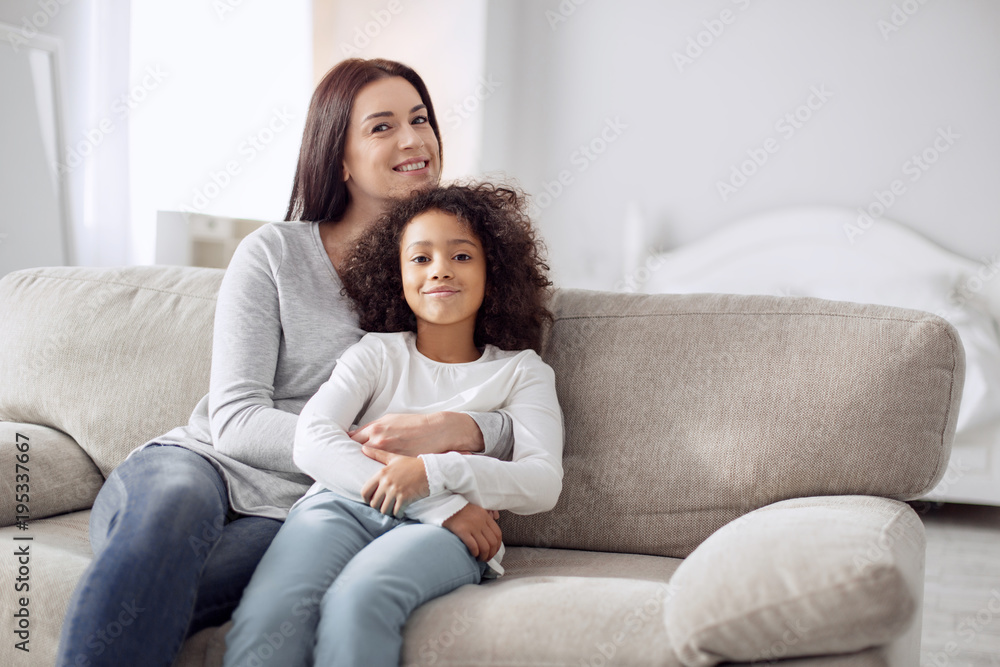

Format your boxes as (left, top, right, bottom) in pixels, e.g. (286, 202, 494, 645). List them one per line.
(208, 227, 300, 472)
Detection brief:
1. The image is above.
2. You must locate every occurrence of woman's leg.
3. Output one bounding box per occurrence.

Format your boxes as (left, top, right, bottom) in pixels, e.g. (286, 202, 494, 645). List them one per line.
(222, 492, 396, 667)
(314, 520, 487, 667)
(56, 445, 229, 667)
(189, 515, 283, 635)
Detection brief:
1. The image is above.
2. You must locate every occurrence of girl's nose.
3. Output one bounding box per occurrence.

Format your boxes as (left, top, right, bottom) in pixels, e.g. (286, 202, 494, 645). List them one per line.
(431, 260, 453, 280)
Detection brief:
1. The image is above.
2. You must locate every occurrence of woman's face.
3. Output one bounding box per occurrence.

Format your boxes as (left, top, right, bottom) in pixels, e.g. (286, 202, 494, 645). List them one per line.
(342, 77, 441, 217)
(399, 209, 486, 332)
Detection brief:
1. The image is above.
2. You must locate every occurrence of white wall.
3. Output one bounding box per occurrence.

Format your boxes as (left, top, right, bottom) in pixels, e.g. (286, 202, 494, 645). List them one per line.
(129, 0, 312, 264)
(480, 0, 1000, 289)
(0, 0, 131, 267)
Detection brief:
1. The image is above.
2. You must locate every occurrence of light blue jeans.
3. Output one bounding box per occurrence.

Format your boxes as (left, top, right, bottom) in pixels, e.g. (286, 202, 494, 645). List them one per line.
(223, 490, 487, 667)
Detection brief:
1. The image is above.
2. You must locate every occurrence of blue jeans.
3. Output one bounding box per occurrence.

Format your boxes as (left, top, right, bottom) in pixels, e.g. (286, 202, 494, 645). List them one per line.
(56, 445, 282, 667)
(223, 491, 487, 667)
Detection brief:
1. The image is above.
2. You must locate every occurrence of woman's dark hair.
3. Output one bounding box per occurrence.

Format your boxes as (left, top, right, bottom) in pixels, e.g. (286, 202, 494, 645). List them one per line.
(284, 58, 442, 223)
(340, 183, 553, 352)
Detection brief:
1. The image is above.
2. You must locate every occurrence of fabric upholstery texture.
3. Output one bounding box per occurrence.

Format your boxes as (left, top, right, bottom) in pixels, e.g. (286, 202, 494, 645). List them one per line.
(501, 290, 963, 558)
(0, 268, 964, 666)
(664, 495, 923, 665)
(0, 266, 223, 476)
(0, 422, 103, 527)
(0, 511, 92, 667)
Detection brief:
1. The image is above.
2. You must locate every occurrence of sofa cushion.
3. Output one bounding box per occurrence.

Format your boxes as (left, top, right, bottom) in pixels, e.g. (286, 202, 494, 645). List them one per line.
(0, 422, 103, 527)
(501, 290, 962, 558)
(664, 496, 922, 666)
(0, 266, 223, 476)
(0, 511, 93, 667)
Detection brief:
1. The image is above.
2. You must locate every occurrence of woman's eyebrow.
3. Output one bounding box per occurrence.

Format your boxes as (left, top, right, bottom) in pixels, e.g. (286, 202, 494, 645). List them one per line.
(362, 105, 426, 124)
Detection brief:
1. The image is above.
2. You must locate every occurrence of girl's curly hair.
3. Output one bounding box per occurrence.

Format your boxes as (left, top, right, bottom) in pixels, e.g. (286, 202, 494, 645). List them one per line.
(340, 182, 553, 352)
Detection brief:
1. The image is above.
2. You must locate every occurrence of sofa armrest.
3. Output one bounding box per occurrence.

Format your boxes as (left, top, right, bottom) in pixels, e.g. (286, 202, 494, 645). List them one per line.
(0, 422, 104, 527)
(664, 496, 924, 667)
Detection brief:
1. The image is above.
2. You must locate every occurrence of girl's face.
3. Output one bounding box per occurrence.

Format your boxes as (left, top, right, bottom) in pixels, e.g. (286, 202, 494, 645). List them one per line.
(342, 77, 441, 217)
(400, 210, 486, 333)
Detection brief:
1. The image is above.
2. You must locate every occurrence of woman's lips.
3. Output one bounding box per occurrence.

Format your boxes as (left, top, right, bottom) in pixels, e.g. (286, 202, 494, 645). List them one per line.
(394, 160, 428, 172)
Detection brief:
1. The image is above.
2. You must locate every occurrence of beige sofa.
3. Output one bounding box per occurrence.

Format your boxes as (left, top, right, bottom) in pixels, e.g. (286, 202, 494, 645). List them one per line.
(0, 265, 963, 666)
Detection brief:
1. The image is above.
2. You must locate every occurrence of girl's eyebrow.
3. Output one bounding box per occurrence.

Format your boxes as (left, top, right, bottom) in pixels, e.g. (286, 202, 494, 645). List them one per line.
(404, 238, 479, 252)
(362, 104, 426, 124)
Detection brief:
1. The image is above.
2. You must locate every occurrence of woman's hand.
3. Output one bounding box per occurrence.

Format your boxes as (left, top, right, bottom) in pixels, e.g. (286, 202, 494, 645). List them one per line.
(360, 448, 430, 516)
(350, 412, 485, 456)
(442, 504, 503, 562)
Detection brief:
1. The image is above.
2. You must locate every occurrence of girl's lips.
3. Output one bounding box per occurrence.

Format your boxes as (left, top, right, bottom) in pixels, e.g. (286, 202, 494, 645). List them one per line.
(424, 289, 458, 297)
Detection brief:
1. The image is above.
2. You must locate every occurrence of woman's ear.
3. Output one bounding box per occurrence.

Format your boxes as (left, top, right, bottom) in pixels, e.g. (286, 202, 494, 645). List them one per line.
(342, 161, 351, 183)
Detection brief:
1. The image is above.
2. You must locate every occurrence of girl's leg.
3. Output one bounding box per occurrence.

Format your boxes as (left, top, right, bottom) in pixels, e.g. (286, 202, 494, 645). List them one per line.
(222, 493, 397, 667)
(56, 445, 229, 667)
(314, 521, 487, 667)
(189, 515, 283, 635)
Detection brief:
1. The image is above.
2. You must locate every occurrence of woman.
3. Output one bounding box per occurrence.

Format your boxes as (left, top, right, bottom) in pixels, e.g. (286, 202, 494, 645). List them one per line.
(56, 58, 511, 667)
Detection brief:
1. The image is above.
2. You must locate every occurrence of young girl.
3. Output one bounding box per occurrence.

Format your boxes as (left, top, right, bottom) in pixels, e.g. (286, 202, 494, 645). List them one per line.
(222, 182, 564, 667)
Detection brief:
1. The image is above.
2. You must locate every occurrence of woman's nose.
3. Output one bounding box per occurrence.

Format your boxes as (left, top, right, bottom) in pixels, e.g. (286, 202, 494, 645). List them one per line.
(398, 123, 424, 150)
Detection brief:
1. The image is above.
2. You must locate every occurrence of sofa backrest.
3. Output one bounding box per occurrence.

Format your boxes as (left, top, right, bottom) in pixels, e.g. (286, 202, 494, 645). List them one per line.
(0, 266, 223, 477)
(499, 289, 963, 557)
(0, 268, 963, 558)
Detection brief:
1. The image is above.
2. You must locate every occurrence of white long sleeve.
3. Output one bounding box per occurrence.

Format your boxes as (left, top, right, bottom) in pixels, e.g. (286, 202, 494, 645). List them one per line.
(419, 358, 563, 514)
(293, 332, 563, 527)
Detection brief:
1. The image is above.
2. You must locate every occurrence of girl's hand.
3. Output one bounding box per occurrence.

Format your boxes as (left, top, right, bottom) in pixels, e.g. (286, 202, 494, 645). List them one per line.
(349, 412, 484, 456)
(442, 504, 503, 562)
(360, 447, 430, 516)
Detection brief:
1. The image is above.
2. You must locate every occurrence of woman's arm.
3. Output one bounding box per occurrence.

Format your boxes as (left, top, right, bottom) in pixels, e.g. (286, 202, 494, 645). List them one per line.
(294, 337, 475, 525)
(418, 354, 564, 515)
(208, 229, 301, 472)
(349, 410, 513, 458)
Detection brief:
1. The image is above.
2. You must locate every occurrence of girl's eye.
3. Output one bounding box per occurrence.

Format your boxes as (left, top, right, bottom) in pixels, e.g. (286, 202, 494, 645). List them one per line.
(454, 253, 472, 261)
(412, 256, 429, 264)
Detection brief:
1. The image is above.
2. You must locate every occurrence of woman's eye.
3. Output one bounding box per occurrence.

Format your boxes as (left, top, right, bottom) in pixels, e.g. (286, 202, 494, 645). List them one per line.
(372, 123, 390, 133)
(412, 115, 428, 125)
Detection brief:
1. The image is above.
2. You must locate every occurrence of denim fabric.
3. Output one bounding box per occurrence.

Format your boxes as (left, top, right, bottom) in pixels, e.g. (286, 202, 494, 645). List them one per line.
(56, 445, 281, 667)
(223, 491, 487, 667)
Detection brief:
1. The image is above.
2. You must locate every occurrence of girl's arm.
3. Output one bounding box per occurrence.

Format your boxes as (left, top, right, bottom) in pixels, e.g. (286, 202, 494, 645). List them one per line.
(294, 336, 472, 525)
(418, 353, 564, 515)
(208, 228, 301, 472)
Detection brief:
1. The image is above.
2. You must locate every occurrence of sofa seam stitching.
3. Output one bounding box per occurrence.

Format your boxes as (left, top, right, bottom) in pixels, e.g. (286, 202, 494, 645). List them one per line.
(8, 272, 219, 301)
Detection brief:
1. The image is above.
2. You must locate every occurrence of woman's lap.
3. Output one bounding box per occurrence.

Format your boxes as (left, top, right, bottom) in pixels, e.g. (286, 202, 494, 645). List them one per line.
(59, 444, 281, 666)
